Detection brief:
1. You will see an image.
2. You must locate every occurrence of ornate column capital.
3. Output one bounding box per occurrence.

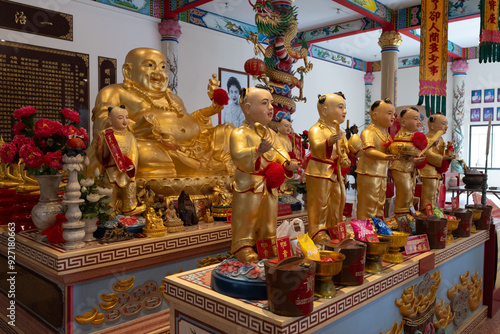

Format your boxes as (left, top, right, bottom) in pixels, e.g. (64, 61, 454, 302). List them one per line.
(159, 18, 182, 42)
(450, 59, 469, 75)
(364, 72, 375, 85)
(378, 31, 403, 50)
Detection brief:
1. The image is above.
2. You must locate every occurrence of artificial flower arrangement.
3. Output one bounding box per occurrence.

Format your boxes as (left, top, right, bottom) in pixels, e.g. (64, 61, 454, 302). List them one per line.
(79, 166, 114, 223)
(0, 106, 88, 174)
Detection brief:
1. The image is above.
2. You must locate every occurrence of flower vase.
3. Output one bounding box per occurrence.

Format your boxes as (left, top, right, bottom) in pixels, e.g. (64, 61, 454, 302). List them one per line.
(31, 174, 65, 231)
(82, 217, 98, 242)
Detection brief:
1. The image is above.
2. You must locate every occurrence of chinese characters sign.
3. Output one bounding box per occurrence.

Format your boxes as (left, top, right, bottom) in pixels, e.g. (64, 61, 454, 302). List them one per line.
(419, 0, 449, 116)
(479, 0, 500, 63)
(0, 41, 89, 141)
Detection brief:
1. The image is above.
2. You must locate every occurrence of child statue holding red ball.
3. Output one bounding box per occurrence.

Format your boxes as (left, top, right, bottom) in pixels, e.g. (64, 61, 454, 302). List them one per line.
(230, 85, 299, 263)
(389, 107, 428, 215)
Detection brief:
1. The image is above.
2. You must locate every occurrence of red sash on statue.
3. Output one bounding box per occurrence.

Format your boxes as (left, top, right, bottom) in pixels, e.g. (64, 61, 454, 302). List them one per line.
(104, 129, 135, 178)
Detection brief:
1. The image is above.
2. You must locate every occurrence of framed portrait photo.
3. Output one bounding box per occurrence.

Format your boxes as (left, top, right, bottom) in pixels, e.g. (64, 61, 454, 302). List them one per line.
(497, 107, 500, 121)
(484, 107, 494, 121)
(470, 108, 481, 122)
(218, 68, 250, 127)
(484, 89, 495, 103)
(471, 90, 481, 103)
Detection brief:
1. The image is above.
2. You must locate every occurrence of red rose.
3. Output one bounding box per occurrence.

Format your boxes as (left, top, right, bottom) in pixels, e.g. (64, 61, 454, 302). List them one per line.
(213, 88, 229, 106)
(12, 135, 34, 149)
(61, 108, 80, 123)
(19, 146, 44, 169)
(44, 151, 63, 169)
(14, 106, 37, 119)
(13, 121, 27, 135)
(303, 130, 309, 136)
(34, 119, 62, 137)
(61, 124, 77, 137)
(76, 127, 89, 142)
(0, 143, 18, 164)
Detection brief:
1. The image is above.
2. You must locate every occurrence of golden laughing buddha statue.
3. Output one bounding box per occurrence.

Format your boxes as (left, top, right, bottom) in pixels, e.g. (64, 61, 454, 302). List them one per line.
(89, 48, 234, 179)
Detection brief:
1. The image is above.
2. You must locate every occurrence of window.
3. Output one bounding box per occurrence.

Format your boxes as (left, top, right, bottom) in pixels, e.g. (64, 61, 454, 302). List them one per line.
(469, 124, 500, 169)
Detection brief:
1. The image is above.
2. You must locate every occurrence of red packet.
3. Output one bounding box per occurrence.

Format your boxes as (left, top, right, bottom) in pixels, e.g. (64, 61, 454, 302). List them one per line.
(256, 239, 274, 259)
(365, 233, 379, 242)
(396, 215, 410, 234)
(327, 227, 338, 239)
(404, 234, 431, 255)
(337, 222, 347, 241)
(276, 236, 292, 261)
(451, 197, 459, 210)
(425, 203, 433, 217)
(226, 209, 232, 223)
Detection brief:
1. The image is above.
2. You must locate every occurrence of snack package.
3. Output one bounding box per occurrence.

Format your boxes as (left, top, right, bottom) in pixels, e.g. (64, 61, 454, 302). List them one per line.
(384, 217, 399, 230)
(297, 233, 321, 261)
(444, 214, 457, 220)
(433, 207, 444, 218)
(406, 214, 416, 235)
(350, 219, 376, 242)
(370, 215, 393, 235)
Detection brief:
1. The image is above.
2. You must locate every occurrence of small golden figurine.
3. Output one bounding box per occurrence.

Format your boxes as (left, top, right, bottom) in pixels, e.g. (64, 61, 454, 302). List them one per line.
(164, 202, 185, 233)
(306, 93, 358, 243)
(143, 207, 168, 237)
(389, 107, 427, 215)
(419, 113, 454, 209)
(95, 105, 145, 216)
(355, 99, 397, 220)
(230, 85, 299, 263)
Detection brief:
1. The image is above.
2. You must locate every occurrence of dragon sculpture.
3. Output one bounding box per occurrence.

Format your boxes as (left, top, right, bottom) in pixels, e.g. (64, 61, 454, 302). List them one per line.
(246, 0, 312, 116)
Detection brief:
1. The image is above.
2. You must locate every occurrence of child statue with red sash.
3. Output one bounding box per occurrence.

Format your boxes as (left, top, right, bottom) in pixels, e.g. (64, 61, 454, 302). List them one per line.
(305, 93, 358, 244)
(96, 105, 145, 215)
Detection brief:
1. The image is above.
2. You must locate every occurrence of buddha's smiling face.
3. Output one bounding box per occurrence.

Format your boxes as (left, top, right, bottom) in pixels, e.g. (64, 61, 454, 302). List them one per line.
(124, 48, 169, 94)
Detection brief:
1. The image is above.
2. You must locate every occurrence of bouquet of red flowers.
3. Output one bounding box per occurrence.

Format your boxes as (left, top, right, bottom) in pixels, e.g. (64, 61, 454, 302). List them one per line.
(0, 106, 88, 175)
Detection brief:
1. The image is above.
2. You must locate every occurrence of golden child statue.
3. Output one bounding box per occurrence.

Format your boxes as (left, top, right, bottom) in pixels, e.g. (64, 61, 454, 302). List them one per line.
(89, 48, 234, 179)
(230, 85, 299, 263)
(275, 113, 293, 153)
(356, 99, 397, 219)
(419, 113, 454, 209)
(306, 93, 356, 243)
(389, 107, 427, 215)
(95, 105, 145, 215)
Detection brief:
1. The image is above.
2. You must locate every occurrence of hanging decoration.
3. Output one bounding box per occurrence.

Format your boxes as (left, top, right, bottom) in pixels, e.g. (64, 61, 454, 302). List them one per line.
(418, 0, 449, 116)
(479, 0, 500, 63)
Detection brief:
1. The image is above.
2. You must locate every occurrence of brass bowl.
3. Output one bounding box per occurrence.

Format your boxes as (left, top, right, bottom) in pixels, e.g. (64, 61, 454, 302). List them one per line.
(378, 232, 410, 264)
(468, 208, 482, 221)
(447, 219, 460, 245)
(363, 241, 389, 274)
(314, 250, 345, 277)
(365, 241, 389, 256)
(313, 250, 345, 298)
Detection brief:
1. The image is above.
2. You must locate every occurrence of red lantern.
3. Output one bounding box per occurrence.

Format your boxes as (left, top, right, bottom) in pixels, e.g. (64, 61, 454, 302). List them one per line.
(244, 58, 266, 76)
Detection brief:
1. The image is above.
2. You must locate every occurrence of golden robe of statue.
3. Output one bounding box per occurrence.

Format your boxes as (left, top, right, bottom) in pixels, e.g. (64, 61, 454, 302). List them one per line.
(356, 123, 392, 219)
(88, 48, 234, 179)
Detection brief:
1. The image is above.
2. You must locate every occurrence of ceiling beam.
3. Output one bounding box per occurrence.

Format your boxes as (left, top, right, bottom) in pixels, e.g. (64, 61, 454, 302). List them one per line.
(165, 0, 214, 16)
(298, 18, 381, 45)
(332, 0, 392, 26)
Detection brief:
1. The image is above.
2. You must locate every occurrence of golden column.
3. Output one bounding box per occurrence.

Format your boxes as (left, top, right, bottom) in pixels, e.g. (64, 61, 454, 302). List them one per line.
(378, 31, 402, 103)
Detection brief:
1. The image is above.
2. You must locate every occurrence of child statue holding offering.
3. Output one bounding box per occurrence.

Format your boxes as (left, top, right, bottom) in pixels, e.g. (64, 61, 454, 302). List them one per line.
(306, 92, 358, 244)
(356, 99, 397, 220)
(389, 107, 427, 215)
(230, 85, 299, 263)
(95, 105, 145, 216)
(419, 113, 454, 209)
